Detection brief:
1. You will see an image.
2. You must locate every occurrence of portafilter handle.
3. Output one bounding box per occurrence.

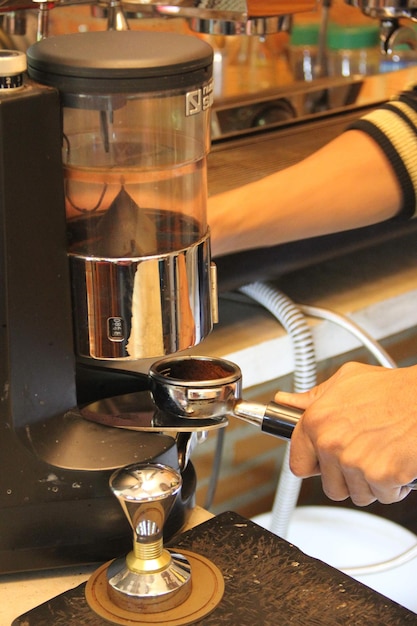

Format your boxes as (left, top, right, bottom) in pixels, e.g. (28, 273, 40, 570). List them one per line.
(233, 400, 417, 491)
(233, 399, 302, 439)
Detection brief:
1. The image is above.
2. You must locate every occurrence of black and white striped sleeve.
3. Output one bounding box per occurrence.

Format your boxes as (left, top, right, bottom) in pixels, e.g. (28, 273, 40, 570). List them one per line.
(347, 89, 417, 219)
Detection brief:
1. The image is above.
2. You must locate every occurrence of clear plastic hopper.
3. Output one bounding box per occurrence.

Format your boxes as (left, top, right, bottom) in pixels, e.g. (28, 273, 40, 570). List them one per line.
(27, 30, 216, 360)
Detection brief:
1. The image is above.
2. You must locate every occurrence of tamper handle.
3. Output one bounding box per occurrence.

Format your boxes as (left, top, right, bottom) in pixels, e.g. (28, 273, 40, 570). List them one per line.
(107, 463, 192, 612)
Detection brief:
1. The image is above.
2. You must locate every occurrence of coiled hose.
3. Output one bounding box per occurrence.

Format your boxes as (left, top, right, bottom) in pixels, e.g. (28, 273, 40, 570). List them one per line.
(239, 282, 318, 538)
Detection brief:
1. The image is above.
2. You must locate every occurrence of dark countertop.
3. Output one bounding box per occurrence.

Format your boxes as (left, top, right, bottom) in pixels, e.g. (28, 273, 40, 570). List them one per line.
(12, 511, 417, 625)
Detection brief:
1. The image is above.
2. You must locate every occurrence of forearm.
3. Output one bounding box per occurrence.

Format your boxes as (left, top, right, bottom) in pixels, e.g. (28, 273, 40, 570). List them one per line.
(208, 129, 403, 257)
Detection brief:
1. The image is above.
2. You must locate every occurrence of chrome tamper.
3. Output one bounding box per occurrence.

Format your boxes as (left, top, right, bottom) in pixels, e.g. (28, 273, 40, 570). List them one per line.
(85, 462, 224, 624)
(106, 463, 192, 612)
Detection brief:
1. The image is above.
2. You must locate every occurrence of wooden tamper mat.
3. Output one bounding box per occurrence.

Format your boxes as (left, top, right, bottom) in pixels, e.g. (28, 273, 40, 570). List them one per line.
(85, 463, 224, 625)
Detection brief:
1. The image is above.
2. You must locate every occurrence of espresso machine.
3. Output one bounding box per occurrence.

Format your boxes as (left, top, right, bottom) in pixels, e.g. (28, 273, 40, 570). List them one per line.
(345, 0, 417, 51)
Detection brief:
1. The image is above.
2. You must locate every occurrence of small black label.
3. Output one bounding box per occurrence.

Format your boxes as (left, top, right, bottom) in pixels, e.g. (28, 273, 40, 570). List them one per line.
(107, 317, 125, 342)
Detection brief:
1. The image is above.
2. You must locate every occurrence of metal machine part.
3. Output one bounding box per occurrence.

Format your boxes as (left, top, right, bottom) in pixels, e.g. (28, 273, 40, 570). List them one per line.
(187, 14, 291, 37)
(0, 11, 27, 36)
(210, 75, 364, 141)
(0, 0, 317, 13)
(99, 0, 317, 36)
(0, 0, 317, 38)
(78, 390, 228, 435)
(345, 0, 417, 52)
(345, 0, 417, 20)
(70, 233, 216, 359)
(379, 18, 417, 52)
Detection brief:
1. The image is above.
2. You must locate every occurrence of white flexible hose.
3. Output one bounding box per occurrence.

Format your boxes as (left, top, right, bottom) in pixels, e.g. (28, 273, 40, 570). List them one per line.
(239, 282, 317, 538)
(300, 304, 397, 369)
(344, 542, 417, 577)
(241, 282, 417, 576)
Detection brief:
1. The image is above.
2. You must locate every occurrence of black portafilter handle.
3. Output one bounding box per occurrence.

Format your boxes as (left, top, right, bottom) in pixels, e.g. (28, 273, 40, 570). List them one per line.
(233, 400, 417, 491)
(232, 399, 302, 439)
(262, 402, 303, 438)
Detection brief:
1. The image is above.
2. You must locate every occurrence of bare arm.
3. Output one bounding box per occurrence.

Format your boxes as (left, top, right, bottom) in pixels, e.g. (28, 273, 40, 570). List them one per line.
(208, 94, 417, 507)
(208, 129, 403, 257)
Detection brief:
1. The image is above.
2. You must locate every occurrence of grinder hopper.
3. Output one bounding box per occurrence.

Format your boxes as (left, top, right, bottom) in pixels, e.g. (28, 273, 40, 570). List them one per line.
(27, 30, 217, 361)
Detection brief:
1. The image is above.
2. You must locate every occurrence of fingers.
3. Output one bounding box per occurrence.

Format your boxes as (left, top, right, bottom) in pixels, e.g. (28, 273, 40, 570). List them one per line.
(290, 422, 412, 506)
(334, 433, 415, 505)
(330, 466, 374, 506)
(290, 433, 380, 506)
(274, 389, 313, 410)
(275, 375, 335, 410)
(336, 465, 410, 506)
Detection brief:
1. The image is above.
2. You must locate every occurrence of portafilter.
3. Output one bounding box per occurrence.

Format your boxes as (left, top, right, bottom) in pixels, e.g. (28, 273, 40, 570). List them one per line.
(149, 355, 301, 439)
(149, 355, 417, 490)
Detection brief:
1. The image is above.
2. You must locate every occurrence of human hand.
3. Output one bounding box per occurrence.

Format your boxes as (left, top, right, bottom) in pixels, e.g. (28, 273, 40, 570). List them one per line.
(274, 362, 417, 506)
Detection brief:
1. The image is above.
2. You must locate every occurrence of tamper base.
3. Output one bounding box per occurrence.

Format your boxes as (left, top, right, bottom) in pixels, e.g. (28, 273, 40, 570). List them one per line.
(107, 550, 192, 612)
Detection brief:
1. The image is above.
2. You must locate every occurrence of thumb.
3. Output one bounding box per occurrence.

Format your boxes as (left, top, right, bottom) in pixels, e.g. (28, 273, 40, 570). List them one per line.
(274, 388, 316, 410)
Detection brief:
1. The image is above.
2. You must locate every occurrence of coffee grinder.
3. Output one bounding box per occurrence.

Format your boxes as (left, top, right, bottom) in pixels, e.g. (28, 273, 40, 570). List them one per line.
(1, 0, 400, 579)
(0, 29, 215, 574)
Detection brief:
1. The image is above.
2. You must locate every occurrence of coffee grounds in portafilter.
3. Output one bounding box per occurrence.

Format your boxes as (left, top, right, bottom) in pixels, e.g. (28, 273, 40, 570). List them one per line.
(165, 359, 234, 381)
